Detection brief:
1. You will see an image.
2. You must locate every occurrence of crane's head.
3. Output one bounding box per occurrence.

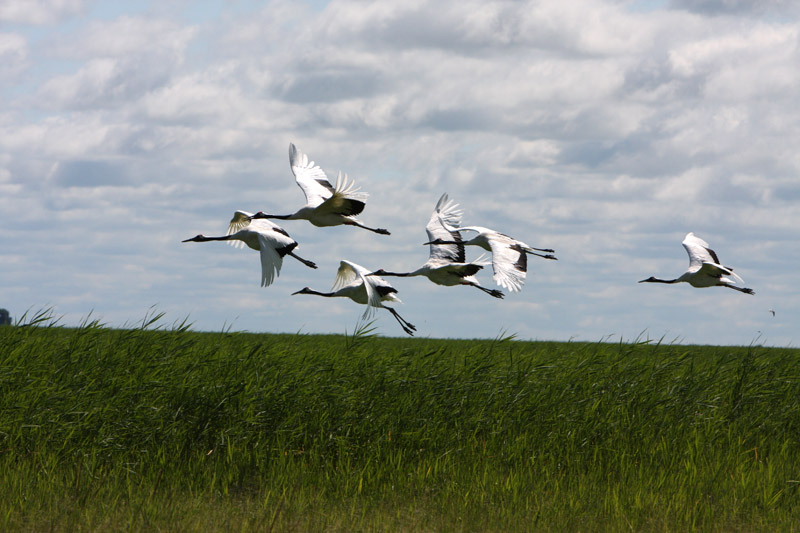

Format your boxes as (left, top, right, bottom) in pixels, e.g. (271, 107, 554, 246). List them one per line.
(250, 211, 267, 219)
(423, 238, 447, 246)
(638, 277, 658, 283)
(291, 287, 313, 295)
(367, 269, 387, 276)
(182, 234, 207, 242)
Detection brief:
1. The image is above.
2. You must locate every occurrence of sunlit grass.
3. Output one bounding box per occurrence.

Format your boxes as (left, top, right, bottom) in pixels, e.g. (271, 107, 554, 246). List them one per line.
(1, 309, 799, 531)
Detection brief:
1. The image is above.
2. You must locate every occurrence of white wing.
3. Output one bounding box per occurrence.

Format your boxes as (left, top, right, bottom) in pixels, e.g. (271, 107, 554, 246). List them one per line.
(726, 269, 745, 285)
(449, 225, 484, 234)
(257, 233, 283, 287)
(682, 232, 744, 282)
(289, 143, 335, 208)
(313, 171, 369, 217)
(333, 260, 380, 319)
(226, 210, 254, 249)
(332, 260, 361, 292)
(697, 263, 745, 285)
(682, 232, 718, 270)
(485, 235, 527, 292)
(425, 193, 465, 264)
(247, 217, 285, 234)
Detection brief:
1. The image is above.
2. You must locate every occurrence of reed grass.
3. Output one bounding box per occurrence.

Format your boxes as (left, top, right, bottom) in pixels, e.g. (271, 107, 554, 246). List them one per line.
(1, 309, 799, 531)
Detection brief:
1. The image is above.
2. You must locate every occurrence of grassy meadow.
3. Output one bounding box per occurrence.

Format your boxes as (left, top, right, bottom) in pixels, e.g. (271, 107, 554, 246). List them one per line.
(1, 310, 799, 531)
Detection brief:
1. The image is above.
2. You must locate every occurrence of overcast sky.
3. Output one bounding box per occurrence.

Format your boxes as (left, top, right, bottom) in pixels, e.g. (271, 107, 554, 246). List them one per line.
(2, 0, 798, 345)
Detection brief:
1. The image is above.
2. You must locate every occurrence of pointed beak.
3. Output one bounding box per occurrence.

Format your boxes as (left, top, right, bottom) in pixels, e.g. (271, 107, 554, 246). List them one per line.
(291, 288, 307, 295)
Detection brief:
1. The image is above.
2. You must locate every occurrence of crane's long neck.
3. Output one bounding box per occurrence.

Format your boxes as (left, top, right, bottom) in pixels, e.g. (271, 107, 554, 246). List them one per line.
(297, 288, 336, 297)
(641, 277, 679, 284)
(184, 235, 232, 243)
(257, 213, 294, 220)
(377, 270, 417, 277)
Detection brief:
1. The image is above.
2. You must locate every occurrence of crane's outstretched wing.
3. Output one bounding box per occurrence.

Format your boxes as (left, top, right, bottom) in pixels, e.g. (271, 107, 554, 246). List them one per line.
(425, 193, 465, 264)
(332, 260, 360, 291)
(226, 210, 255, 248)
(446, 225, 531, 292)
(289, 143, 335, 208)
(487, 237, 527, 292)
(682, 232, 720, 269)
(257, 234, 283, 287)
(333, 260, 381, 318)
(314, 172, 369, 217)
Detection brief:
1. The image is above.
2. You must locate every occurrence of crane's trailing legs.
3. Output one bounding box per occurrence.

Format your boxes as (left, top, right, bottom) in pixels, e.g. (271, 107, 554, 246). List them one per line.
(720, 282, 755, 295)
(385, 307, 416, 335)
(287, 251, 317, 269)
(467, 282, 504, 299)
(344, 219, 391, 235)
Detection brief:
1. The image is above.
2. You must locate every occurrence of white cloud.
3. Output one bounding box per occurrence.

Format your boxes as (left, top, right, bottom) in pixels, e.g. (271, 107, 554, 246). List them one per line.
(51, 15, 197, 59)
(1, 0, 799, 345)
(0, 0, 86, 25)
(30, 16, 198, 111)
(0, 33, 27, 81)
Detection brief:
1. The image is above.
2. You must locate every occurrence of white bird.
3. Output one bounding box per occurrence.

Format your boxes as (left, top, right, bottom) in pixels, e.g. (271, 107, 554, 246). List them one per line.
(424, 225, 557, 293)
(639, 232, 754, 294)
(292, 260, 416, 336)
(182, 210, 317, 287)
(250, 143, 390, 235)
(369, 194, 504, 298)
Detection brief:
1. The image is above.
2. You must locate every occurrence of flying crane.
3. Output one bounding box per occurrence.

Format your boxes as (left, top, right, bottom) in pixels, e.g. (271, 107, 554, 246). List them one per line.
(250, 143, 390, 235)
(369, 194, 504, 298)
(639, 232, 754, 294)
(292, 260, 416, 336)
(182, 210, 317, 287)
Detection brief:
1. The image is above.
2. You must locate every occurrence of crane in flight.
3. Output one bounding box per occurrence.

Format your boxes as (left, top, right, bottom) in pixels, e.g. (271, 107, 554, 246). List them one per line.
(250, 143, 390, 235)
(182, 210, 317, 287)
(292, 260, 416, 336)
(369, 194, 504, 298)
(639, 232, 754, 294)
(424, 225, 556, 293)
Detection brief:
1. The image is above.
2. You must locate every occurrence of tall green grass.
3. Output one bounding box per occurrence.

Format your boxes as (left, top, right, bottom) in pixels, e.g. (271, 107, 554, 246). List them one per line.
(1, 310, 799, 531)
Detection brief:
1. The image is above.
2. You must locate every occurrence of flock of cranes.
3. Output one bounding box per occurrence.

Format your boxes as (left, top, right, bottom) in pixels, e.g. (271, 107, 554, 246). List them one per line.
(183, 143, 755, 336)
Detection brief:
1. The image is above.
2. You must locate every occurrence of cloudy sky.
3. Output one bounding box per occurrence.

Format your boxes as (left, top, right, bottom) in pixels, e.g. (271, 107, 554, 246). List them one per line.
(2, 0, 798, 345)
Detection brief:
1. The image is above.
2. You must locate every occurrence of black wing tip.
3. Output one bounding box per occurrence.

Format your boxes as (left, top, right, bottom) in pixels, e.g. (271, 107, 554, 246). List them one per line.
(341, 199, 366, 216)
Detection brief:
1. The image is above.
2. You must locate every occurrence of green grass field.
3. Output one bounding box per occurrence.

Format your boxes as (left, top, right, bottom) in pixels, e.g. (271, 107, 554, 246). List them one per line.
(2, 310, 799, 531)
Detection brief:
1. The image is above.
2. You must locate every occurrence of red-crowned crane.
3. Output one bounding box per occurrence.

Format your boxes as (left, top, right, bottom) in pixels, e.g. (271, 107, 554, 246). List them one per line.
(182, 210, 317, 287)
(250, 143, 390, 235)
(424, 225, 557, 293)
(292, 260, 416, 336)
(639, 232, 754, 294)
(369, 194, 504, 298)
